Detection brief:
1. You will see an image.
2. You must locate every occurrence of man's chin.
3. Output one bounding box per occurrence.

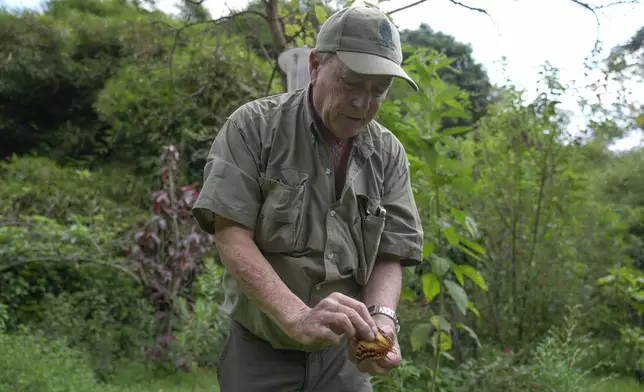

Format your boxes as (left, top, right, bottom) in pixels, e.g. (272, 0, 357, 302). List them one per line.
(340, 124, 363, 138)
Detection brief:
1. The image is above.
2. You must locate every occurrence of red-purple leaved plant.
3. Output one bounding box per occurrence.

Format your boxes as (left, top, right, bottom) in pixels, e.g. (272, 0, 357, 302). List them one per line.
(127, 145, 215, 367)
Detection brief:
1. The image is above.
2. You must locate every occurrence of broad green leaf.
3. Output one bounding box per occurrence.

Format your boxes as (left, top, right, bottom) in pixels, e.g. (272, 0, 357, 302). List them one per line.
(460, 265, 488, 291)
(458, 234, 486, 256)
(441, 351, 455, 361)
(597, 275, 615, 285)
(410, 323, 431, 351)
(424, 143, 438, 173)
(422, 242, 434, 259)
(285, 24, 300, 37)
(430, 315, 451, 332)
(401, 287, 415, 302)
(441, 109, 470, 119)
(444, 280, 468, 315)
(464, 216, 479, 238)
(430, 330, 452, 352)
(429, 174, 452, 187)
(454, 322, 481, 347)
(442, 226, 459, 246)
(450, 208, 466, 225)
(422, 273, 441, 302)
(455, 243, 482, 261)
(467, 301, 480, 317)
(425, 126, 470, 142)
(314, 4, 327, 24)
(451, 262, 464, 286)
(634, 303, 644, 314)
(431, 255, 451, 279)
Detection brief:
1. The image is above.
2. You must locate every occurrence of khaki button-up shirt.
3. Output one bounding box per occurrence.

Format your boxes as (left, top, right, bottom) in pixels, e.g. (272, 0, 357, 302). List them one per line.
(192, 84, 423, 351)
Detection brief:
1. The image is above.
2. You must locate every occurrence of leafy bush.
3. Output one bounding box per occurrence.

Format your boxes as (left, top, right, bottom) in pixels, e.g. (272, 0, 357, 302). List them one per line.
(37, 271, 156, 380)
(527, 306, 613, 392)
(0, 330, 102, 392)
(0, 154, 150, 219)
(0, 155, 149, 328)
(0, 155, 158, 378)
(172, 257, 229, 369)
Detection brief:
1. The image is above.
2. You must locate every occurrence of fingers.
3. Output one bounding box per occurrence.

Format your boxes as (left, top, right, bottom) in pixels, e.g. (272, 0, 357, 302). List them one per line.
(323, 293, 377, 340)
(324, 311, 356, 339)
(318, 325, 342, 346)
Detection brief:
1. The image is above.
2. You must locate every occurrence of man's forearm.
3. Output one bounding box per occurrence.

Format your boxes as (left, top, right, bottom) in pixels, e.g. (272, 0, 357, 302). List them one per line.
(214, 219, 308, 330)
(362, 257, 403, 311)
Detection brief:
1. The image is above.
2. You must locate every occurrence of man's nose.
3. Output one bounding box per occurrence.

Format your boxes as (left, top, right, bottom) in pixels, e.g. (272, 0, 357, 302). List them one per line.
(351, 92, 371, 111)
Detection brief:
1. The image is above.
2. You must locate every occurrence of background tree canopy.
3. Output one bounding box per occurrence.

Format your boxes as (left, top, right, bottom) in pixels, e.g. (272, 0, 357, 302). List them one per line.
(0, 0, 643, 391)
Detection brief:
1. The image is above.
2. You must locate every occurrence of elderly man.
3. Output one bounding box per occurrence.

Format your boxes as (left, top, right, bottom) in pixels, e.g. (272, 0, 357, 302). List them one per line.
(192, 5, 423, 392)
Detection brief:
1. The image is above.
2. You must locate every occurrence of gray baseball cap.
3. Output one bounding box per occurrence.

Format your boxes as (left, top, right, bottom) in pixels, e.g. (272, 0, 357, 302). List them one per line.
(315, 5, 418, 91)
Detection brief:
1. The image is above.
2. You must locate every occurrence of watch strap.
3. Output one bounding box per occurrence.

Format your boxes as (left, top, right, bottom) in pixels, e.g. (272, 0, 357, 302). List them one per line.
(367, 305, 400, 333)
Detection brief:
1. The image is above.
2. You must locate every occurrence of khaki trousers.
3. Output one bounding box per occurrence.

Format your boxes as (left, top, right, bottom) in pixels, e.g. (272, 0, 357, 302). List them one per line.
(217, 320, 373, 392)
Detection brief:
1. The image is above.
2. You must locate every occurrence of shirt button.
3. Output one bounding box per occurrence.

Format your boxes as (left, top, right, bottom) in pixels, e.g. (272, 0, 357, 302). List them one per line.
(315, 286, 321, 291)
(325, 168, 331, 175)
(327, 252, 334, 259)
(329, 210, 336, 217)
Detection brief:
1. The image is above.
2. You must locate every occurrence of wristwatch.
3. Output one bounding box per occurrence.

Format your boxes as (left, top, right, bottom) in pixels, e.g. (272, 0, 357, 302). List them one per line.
(367, 305, 400, 334)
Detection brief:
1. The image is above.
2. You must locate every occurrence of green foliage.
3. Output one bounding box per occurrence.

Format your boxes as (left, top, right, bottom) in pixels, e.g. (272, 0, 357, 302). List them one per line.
(0, 303, 7, 333)
(94, 26, 274, 177)
(376, 48, 488, 390)
(172, 257, 229, 369)
(2, 0, 644, 390)
(0, 155, 147, 326)
(36, 274, 156, 380)
(595, 265, 644, 371)
(124, 145, 217, 367)
(0, 329, 224, 392)
(0, 330, 102, 392)
(373, 29, 644, 391)
(528, 306, 612, 392)
(0, 155, 158, 379)
(0, 1, 163, 160)
(399, 23, 492, 125)
(0, 0, 273, 178)
(455, 70, 638, 349)
(0, 154, 150, 219)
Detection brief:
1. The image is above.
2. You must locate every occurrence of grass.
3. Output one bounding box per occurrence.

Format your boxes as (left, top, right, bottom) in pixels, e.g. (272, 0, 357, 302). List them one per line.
(102, 370, 642, 392)
(106, 367, 221, 392)
(589, 377, 643, 392)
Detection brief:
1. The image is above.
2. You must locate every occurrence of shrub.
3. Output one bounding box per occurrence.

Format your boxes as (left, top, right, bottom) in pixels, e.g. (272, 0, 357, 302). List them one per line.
(0, 330, 102, 392)
(0, 155, 157, 378)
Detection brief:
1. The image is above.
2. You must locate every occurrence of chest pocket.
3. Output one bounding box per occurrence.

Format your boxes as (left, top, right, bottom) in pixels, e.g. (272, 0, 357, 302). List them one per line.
(352, 192, 386, 286)
(255, 167, 308, 254)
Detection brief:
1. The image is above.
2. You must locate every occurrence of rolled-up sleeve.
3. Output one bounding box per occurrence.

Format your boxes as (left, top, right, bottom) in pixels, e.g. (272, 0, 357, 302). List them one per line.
(377, 142, 424, 267)
(192, 112, 262, 234)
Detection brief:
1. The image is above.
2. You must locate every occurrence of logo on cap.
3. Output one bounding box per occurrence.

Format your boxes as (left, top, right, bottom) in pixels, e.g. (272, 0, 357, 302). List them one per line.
(379, 19, 393, 45)
(369, 18, 395, 52)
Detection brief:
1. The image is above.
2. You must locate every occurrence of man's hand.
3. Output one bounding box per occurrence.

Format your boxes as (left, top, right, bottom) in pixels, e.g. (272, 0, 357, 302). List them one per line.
(347, 314, 402, 376)
(282, 292, 379, 347)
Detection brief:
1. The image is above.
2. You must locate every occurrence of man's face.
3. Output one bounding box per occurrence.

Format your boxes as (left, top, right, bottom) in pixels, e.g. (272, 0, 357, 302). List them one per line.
(309, 51, 393, 140)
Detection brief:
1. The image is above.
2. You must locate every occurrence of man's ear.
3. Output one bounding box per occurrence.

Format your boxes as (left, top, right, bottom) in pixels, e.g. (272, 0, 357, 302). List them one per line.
(308, 49, 321, 84)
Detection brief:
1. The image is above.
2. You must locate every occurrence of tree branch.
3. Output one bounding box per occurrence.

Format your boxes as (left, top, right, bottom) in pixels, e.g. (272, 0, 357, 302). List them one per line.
(387, 0, 428, 16)
(386, 0, 638, 60)
(167, 9, 269, 99)
(447, 0, 490, 16)
(387, 0, 500, 39)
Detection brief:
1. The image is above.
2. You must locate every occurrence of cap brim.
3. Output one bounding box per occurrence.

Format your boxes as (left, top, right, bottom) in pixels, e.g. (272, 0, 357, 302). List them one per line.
(336, 51, 419, 92)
